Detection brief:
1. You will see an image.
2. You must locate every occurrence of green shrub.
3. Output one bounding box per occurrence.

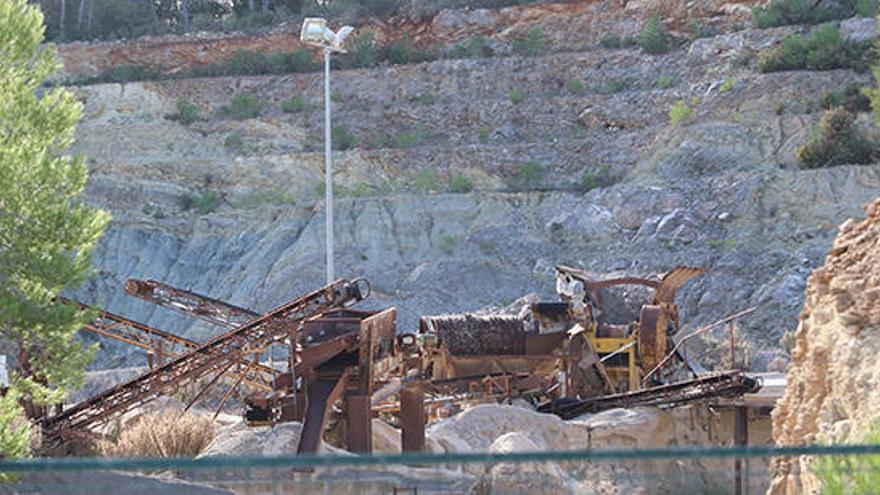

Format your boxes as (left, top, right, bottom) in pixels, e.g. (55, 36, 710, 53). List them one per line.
(821, 83, 872, 113)
(749, 0, 873, 28)
(281, 95, 306, 113)
(580, 164, 613, 191)
(394, 128, 425, 148)
(517, 160, 543, 190)
(92, 64, 157, 84)
(689, 20, 716, 41)
(816, 426, 880, 494)
(858, 0, 879, 16)
(602, 79, 628, 94)
(190, 49, 318, 78)
(224, 132, 243, 150)
(656, 75, 674, 89)
(180, 190, 222, 215)
(478, 127, 491, 143)
(366, 135, 389, 149)
(757, 24, 872, 73)
(508, 89, 525, 104)
(513, 28, 546, 56)
(383, 35, 429, 65)
(638, 15, 671, 55)
(412, 93, 436, 105)
(797, 107, 876, 168)
(449, 35, 491, 59)
(237, 189, 295, 209)
(142, 203, 167, 219)
(413, 170, 436, 193)
(449, 174, 473, 193)
(752, 0, 824, 28)
(332, 126, 357, 151)
(566, 80, 585, 95)
(719, 78, 735, 93)
(600, 35, 635, 49)
(219, 94, 261, 120)
(339, 32, 379, 69)
(349, 182, 371, 198)
(439, 234, 456, 255)
(669, 100, 695, 125)
(164, 98, 202, 125)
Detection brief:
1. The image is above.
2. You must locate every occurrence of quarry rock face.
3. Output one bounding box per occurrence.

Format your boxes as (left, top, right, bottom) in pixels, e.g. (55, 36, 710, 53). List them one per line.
(50, 0, 880, 374)
(770, 198, 880, 494)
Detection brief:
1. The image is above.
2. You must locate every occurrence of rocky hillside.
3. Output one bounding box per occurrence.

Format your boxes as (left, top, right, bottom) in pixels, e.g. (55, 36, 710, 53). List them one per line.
(770, 198, 880, 494)
(59, 0, 880, 370)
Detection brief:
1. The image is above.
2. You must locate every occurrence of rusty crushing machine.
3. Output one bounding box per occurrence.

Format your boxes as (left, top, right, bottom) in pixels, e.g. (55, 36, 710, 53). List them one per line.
(41, 264, 759, 455)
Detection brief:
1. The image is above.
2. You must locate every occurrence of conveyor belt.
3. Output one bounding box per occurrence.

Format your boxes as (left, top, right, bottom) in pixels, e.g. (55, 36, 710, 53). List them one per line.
(60, 297, 274, 391)
(42, 279, 367, 444)
(538, 371, 761, 420)
(124, 279, 260, 329)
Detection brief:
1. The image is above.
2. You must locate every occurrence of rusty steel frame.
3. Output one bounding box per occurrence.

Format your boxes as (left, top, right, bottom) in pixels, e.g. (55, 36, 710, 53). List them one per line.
(42, 279, 367, 444)
(124, 279, 260, 329)
(59, 297, 276, 392)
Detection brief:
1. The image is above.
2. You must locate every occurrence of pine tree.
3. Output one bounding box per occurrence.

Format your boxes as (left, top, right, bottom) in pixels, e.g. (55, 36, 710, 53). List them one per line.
(0, 0, 109, 455)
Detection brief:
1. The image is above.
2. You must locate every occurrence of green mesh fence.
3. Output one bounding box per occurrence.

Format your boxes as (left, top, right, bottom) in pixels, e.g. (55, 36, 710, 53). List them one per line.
(1, 445, 879, 494)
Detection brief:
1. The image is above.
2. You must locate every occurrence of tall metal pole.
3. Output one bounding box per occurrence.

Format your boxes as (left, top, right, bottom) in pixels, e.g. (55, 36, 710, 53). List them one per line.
(323, 48, 334, 284)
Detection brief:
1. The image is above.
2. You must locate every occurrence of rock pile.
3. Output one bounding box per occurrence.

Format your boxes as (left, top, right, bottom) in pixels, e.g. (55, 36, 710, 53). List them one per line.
(770, 198, 880, 494)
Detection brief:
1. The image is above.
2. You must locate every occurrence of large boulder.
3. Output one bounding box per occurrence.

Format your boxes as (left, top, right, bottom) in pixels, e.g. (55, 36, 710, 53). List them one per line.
(770, 198, 880, 494)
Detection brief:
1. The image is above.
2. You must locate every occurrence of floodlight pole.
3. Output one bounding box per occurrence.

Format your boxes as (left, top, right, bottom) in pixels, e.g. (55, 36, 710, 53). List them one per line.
(323, 47, 334, 285)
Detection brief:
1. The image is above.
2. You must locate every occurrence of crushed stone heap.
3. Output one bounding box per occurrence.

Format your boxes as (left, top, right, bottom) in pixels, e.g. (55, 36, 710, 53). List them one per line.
(771, 198, 880, 494)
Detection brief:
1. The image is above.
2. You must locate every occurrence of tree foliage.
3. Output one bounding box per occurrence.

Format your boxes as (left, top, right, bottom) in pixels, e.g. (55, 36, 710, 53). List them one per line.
(0, 0, 109, 455)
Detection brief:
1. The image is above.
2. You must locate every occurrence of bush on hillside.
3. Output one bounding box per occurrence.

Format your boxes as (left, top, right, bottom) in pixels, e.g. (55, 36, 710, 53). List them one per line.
(88, 64, 158, 84)
(513, 28, 546, 56)
(821, 83, 872, 113)
(449, 174, 473, 193)
(219, 94, 261, 120)
(600, 34, 636, 49)
(281, 95, 306, 113)
(99, 409, 214, 458)
(816, 425, 880, 493)
(332, 126, 358, 151)
(638, 15, 671, 55)
(752, 0, 832, 28)
(508, 88, 525, 104)
(164, 99, 202, 125)
(757, 24, 872, 73)
(338, 32, 379, 69)
(669, 100, 695, 125)
(797, 107, 876, 168)
(448, 36, 492, 59)
(190, 49, 317, 78)
(752, 0, 878, 28)
(516, 160, 543, 190)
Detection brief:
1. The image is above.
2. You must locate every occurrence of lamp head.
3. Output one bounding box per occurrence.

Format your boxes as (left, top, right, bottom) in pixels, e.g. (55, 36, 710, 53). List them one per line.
(300, 17, 354, 53)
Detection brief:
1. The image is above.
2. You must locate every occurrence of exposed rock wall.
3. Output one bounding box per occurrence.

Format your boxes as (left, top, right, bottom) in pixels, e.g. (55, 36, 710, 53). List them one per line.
(770, 198, 880, 494)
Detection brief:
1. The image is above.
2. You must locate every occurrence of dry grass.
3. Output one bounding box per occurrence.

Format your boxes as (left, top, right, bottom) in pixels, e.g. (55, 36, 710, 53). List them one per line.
(100, 409, 215, 458)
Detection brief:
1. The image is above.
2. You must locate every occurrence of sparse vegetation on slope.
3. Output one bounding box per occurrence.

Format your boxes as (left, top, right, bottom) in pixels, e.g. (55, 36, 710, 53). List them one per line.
(752, 0, 879, 28)
(638, 15, 671, 55)
(219, 94, 262, 120)
(164, 99, 202, 125)
(757, 24, 873, 73)
(797, 107, 876, 168)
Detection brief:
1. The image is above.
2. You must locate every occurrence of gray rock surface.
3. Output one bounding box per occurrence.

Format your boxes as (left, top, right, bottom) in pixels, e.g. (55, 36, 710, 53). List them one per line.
(65, 21, 880, 373)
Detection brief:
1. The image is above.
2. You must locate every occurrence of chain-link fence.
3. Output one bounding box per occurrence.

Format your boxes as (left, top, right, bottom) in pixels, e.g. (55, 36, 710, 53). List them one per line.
(3, 444, 880, 494)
